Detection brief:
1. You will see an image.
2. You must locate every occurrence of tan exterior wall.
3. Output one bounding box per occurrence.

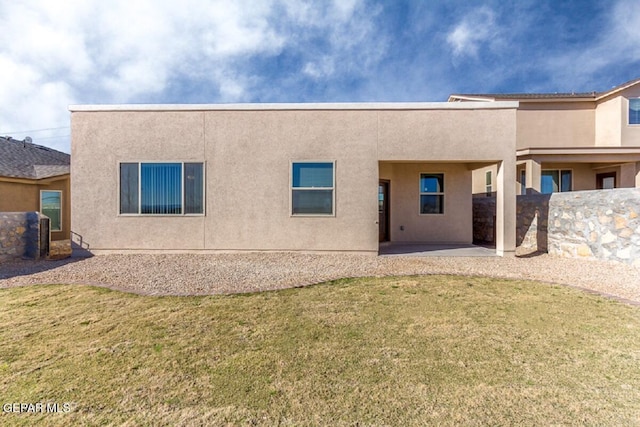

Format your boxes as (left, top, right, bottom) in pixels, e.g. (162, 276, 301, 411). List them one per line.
(620, 86, 640, 147)
(472, 165, 499, 195)
(595, 96, 622, 146)
(377, 109, 516, 160)
(516, 103, 595, 149)
(0, 181, 38, 211)
(595, 86, 640, 147)
(71, 104, 517, 253)
(0, 176, 70, 240)
(380, 162, 471, 243)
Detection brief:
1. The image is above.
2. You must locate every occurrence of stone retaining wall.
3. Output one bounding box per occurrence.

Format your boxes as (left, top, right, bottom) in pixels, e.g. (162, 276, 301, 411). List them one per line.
(472, 197, 496, 245)
(0, 212, 42, 261)
(473, 195, 550, 253)
(547, 188, 640, 267)
(49, 239, 72, 259)
(473, 189, 640, 266)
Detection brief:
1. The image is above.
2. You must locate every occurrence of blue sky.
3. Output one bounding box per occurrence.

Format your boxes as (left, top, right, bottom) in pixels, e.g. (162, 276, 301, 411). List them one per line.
(1, 0, 639, 154)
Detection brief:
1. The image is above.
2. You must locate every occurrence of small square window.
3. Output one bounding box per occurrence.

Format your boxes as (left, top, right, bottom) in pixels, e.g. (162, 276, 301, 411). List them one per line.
(420, 173, 444, 214)
(291, 162, 334, 215)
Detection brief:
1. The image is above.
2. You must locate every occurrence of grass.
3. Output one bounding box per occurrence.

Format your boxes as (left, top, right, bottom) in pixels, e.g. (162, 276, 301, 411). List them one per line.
(1, 275, 639, 426)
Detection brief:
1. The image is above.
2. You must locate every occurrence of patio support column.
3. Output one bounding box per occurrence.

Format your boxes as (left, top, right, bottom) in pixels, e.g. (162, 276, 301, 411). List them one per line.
(495, 159, 516, 257)
(620, 163, 637, 188)
(635, 162, 640, 188)
(525, 159, 541, 194)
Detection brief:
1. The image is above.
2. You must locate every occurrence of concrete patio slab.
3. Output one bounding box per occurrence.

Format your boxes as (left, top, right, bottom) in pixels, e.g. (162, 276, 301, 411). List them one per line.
(378, 243, 497, 257)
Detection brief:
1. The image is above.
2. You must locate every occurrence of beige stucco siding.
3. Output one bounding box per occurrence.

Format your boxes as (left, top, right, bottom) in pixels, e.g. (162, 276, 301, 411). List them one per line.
(595, 96, 622, 146)
(378, 109, 516, 160)
(516, 103, 595, 149)
(71, 112, 206, 250)
(621, 86, 640, 147)
(0, 181, 38, 211)
(380, 162, 471, 243)
(204, 110, 378, 251)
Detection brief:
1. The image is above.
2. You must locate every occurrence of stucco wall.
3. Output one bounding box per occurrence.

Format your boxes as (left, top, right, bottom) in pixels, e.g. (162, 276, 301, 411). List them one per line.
(516, 103, 595, 149)
(596, 86, 640, 147)
(595, 96, 622, 146)
(380, 162, 472, 243)
(71, 104, 516, 253)
(0, 181, 38, 211)
(621, 85, 640, 147)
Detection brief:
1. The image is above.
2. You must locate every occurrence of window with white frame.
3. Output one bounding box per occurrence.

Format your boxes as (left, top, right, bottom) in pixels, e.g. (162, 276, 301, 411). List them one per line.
(420, 173, 444, 214)
(485, 171, 492, 196)
(40, 190, 62, 231)
(541, 169, 572, 194)
(630, 98, 640, 125)
(291, 162, 334, 215)
(120, 162, 204, 215)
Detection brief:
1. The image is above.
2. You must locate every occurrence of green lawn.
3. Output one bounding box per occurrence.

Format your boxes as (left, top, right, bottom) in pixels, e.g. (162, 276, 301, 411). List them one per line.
(1, 276, 639, 426)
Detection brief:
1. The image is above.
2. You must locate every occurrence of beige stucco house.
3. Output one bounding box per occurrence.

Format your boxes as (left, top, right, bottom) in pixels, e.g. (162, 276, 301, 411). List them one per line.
(70, 102, 519, 256)
(449, 78, 640, 195)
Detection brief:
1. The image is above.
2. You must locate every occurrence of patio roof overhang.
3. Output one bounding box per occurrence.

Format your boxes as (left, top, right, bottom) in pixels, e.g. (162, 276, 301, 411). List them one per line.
(516, 147, 640, 164)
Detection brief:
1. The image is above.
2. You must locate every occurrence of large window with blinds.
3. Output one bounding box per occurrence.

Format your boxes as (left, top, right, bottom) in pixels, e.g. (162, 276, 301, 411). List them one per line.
(119, 162, 204, 215)
(291, 162, 335, 215)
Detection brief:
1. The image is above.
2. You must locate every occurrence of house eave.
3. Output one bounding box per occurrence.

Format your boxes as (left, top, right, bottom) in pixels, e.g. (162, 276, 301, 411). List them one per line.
(0, 173, 70, 185)
(516, 147, 640, 163)
(69, 101, 520, 112)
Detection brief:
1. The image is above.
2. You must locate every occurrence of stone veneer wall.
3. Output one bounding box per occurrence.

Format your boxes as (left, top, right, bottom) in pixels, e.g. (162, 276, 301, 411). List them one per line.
(0, 212, 42, 261)
(473, 195, 550, 252)
(547, 188, 640, 267)
(472, 196, 496, 245)
(473, 189, 640, 266)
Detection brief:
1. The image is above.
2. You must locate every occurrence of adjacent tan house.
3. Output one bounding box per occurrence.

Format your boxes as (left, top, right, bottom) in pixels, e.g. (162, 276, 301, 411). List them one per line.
(449, 78, 640, 195)
(0, 136, 71, 241)
(70, 102, 519, 256)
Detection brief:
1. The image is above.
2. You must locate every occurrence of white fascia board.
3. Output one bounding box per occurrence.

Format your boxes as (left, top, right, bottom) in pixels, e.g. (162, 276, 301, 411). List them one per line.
(69, 101, 519, 112)
(517, 147, 640, 156)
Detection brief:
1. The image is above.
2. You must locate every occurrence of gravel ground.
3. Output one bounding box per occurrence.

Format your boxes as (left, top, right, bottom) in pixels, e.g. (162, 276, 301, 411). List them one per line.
(1, 253, 639, 303)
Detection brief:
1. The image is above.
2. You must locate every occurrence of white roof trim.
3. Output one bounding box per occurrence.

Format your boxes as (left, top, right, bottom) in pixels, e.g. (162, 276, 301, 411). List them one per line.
(69, 101, 519, 112)
(517, 147, 640, 156)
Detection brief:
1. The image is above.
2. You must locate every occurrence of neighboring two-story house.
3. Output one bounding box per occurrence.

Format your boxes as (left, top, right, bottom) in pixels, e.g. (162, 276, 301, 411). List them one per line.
(449, 78, 640, 196)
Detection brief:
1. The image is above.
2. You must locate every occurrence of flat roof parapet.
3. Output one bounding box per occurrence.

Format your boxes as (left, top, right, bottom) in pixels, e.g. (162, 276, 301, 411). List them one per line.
(69, 101, 519, 112)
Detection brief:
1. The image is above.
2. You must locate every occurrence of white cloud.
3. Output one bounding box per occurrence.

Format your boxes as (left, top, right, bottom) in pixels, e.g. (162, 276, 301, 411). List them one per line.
(446, 6, 498, 58)
(0, 0, 382, 152)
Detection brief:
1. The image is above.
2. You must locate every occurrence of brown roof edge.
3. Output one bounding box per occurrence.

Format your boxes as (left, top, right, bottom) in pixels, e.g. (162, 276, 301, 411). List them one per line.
(448, 77, 640, 103)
